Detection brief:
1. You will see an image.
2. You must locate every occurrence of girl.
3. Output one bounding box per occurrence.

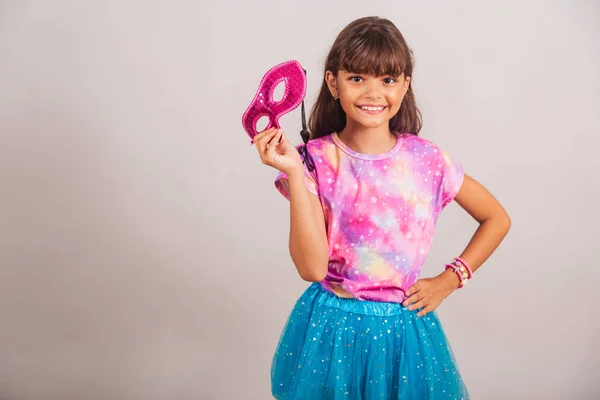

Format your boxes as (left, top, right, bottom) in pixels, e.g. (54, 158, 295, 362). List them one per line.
(254, 16, 511, 399)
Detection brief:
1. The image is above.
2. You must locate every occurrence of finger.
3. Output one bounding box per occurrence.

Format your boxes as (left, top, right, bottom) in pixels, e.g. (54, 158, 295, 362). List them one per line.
(255, 128, 277, 147)
(404, 284, 421, 298)
(407, 298, 427, 312)
(255, 127, 276, 141)
(417, 305, 434, 317)
(267, 130, 283, 157)
(403, 293, 426, 306)
(255, 129, 278, 155)
(403, 292, 423, 307)
(267, 129, 282, 147)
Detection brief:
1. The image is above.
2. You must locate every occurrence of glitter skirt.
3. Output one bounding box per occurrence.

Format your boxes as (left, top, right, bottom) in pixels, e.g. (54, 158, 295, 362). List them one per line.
(271, 282, 469, 399)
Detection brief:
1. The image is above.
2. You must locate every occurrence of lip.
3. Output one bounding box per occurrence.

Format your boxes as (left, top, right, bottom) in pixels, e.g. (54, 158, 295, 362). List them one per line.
(356, 104, 387, 114)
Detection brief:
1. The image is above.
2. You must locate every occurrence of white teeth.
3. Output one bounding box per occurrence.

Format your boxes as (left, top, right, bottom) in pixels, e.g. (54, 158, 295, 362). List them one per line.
(359, 106, 385, 111)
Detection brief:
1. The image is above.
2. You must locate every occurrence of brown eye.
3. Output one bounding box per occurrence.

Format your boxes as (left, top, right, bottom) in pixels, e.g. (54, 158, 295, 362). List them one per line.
(349, 76, 363, 82)
(383, 77, 398, 84)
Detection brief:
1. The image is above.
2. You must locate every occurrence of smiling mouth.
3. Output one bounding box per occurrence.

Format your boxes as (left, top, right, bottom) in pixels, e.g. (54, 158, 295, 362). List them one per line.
(356, 105, 387, 113)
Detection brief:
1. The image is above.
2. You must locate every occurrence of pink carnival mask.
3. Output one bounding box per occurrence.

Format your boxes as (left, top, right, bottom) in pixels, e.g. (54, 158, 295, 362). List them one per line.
(242, 60, 308, 144)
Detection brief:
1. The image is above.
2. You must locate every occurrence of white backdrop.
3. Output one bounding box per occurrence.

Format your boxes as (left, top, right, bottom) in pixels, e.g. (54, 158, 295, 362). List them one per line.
(0, 1, 598, 399)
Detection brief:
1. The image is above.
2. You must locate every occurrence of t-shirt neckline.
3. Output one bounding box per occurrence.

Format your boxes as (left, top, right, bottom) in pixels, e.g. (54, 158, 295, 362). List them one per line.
(331, 132, 406, 160)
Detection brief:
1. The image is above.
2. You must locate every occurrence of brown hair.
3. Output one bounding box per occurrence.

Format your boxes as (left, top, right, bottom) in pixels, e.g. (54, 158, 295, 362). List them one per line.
(308, 16, 422, 139)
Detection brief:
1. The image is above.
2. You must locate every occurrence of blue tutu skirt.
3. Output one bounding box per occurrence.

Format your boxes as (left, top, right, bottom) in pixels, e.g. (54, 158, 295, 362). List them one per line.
(271, 282, 469, 399)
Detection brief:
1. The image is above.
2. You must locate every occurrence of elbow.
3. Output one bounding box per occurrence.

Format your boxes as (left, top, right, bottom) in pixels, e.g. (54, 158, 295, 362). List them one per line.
(483, 210, 511, 232)
(297, 257, 329, 283)
(290, 242, 329, 282)
(300, 268, 328, 283)
(494, 212, 512, 238)
(502, 211, 512, 231)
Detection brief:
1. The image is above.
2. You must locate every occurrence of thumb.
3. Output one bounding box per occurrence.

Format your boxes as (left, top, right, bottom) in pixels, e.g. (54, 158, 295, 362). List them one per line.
(278, 134, 297, 153)
(267, 130, 283, 158)
(281, 132, 295, 146)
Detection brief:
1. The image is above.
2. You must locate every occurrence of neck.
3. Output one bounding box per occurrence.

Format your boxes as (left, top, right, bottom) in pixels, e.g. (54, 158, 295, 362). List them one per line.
(338, 122, 397, 155)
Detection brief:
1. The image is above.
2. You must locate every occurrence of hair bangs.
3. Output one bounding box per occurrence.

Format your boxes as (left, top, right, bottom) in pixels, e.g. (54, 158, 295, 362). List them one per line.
(340, 32, 406, 77)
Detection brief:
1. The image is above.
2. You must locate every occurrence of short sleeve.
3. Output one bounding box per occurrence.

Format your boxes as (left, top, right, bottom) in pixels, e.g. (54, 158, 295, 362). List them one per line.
(274, 145, 319, 200)
(435, 147, 465, 210)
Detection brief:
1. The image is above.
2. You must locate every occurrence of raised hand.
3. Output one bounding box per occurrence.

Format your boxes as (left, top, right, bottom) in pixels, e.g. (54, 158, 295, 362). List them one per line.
(254, 128, 303, 175)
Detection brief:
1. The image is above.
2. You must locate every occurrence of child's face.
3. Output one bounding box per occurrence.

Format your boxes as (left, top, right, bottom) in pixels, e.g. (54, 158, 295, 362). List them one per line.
(326, 70, 410, 130)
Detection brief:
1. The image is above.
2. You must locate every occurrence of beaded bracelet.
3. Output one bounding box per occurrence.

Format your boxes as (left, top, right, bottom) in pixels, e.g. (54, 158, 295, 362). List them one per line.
(452, 257, 473, 279)
(445, 257, 473, 289)
(445, 263, 467, 288)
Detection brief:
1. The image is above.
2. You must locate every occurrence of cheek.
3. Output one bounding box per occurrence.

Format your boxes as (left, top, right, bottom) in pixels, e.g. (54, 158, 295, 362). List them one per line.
(340, 90, 360, 111)
(387, 91, 404, 103)
(341, 86, 361, 101)
(387, 92, 404, 110)
(340, 101, 358, 117)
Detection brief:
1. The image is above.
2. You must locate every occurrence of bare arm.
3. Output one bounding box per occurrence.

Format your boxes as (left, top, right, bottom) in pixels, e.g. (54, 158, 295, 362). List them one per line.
(286, 167, 329, 282)
(254, 128, 329, 281)
(439, 173, 512, 287)
(404, 173, 512, 316)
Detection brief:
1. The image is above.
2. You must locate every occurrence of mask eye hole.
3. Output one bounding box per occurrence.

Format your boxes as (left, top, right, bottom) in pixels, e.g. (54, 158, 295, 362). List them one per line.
(255, 115, 269, 132)
(272, 80, 286, 103)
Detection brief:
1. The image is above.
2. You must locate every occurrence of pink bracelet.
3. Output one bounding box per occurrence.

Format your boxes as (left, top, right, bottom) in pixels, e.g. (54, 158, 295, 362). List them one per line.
(445, 263, 466, 288)
(453, 257, 473, 279)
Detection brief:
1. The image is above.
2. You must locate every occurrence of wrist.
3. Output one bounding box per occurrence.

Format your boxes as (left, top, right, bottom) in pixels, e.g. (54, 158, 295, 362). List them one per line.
(285, 163, 305, 179)
(439, 268, 461, 291)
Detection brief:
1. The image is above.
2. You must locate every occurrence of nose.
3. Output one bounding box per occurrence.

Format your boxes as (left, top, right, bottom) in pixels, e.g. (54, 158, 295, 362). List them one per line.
(363, 80, 383, 100)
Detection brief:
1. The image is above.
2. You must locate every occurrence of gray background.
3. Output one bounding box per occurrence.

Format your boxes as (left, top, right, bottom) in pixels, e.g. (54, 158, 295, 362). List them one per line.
(0, 1, 598, 399)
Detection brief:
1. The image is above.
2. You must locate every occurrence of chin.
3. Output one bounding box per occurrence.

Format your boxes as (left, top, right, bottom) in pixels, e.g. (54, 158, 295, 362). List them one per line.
(354, 118, 390, 129)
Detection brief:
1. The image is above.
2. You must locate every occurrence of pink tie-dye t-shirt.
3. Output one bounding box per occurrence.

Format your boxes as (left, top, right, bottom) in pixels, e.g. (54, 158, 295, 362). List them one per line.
(274, 132, 464, 303)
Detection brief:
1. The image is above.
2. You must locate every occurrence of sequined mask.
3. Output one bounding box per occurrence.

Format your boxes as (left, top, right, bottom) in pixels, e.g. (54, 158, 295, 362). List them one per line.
(242, 60, 314, 172)
(241, 60, 307, 143)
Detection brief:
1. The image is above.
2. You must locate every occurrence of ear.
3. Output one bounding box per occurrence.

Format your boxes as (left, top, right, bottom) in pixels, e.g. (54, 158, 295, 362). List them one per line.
(325, 70, 338, 97)
(404, 75, 411, 93)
